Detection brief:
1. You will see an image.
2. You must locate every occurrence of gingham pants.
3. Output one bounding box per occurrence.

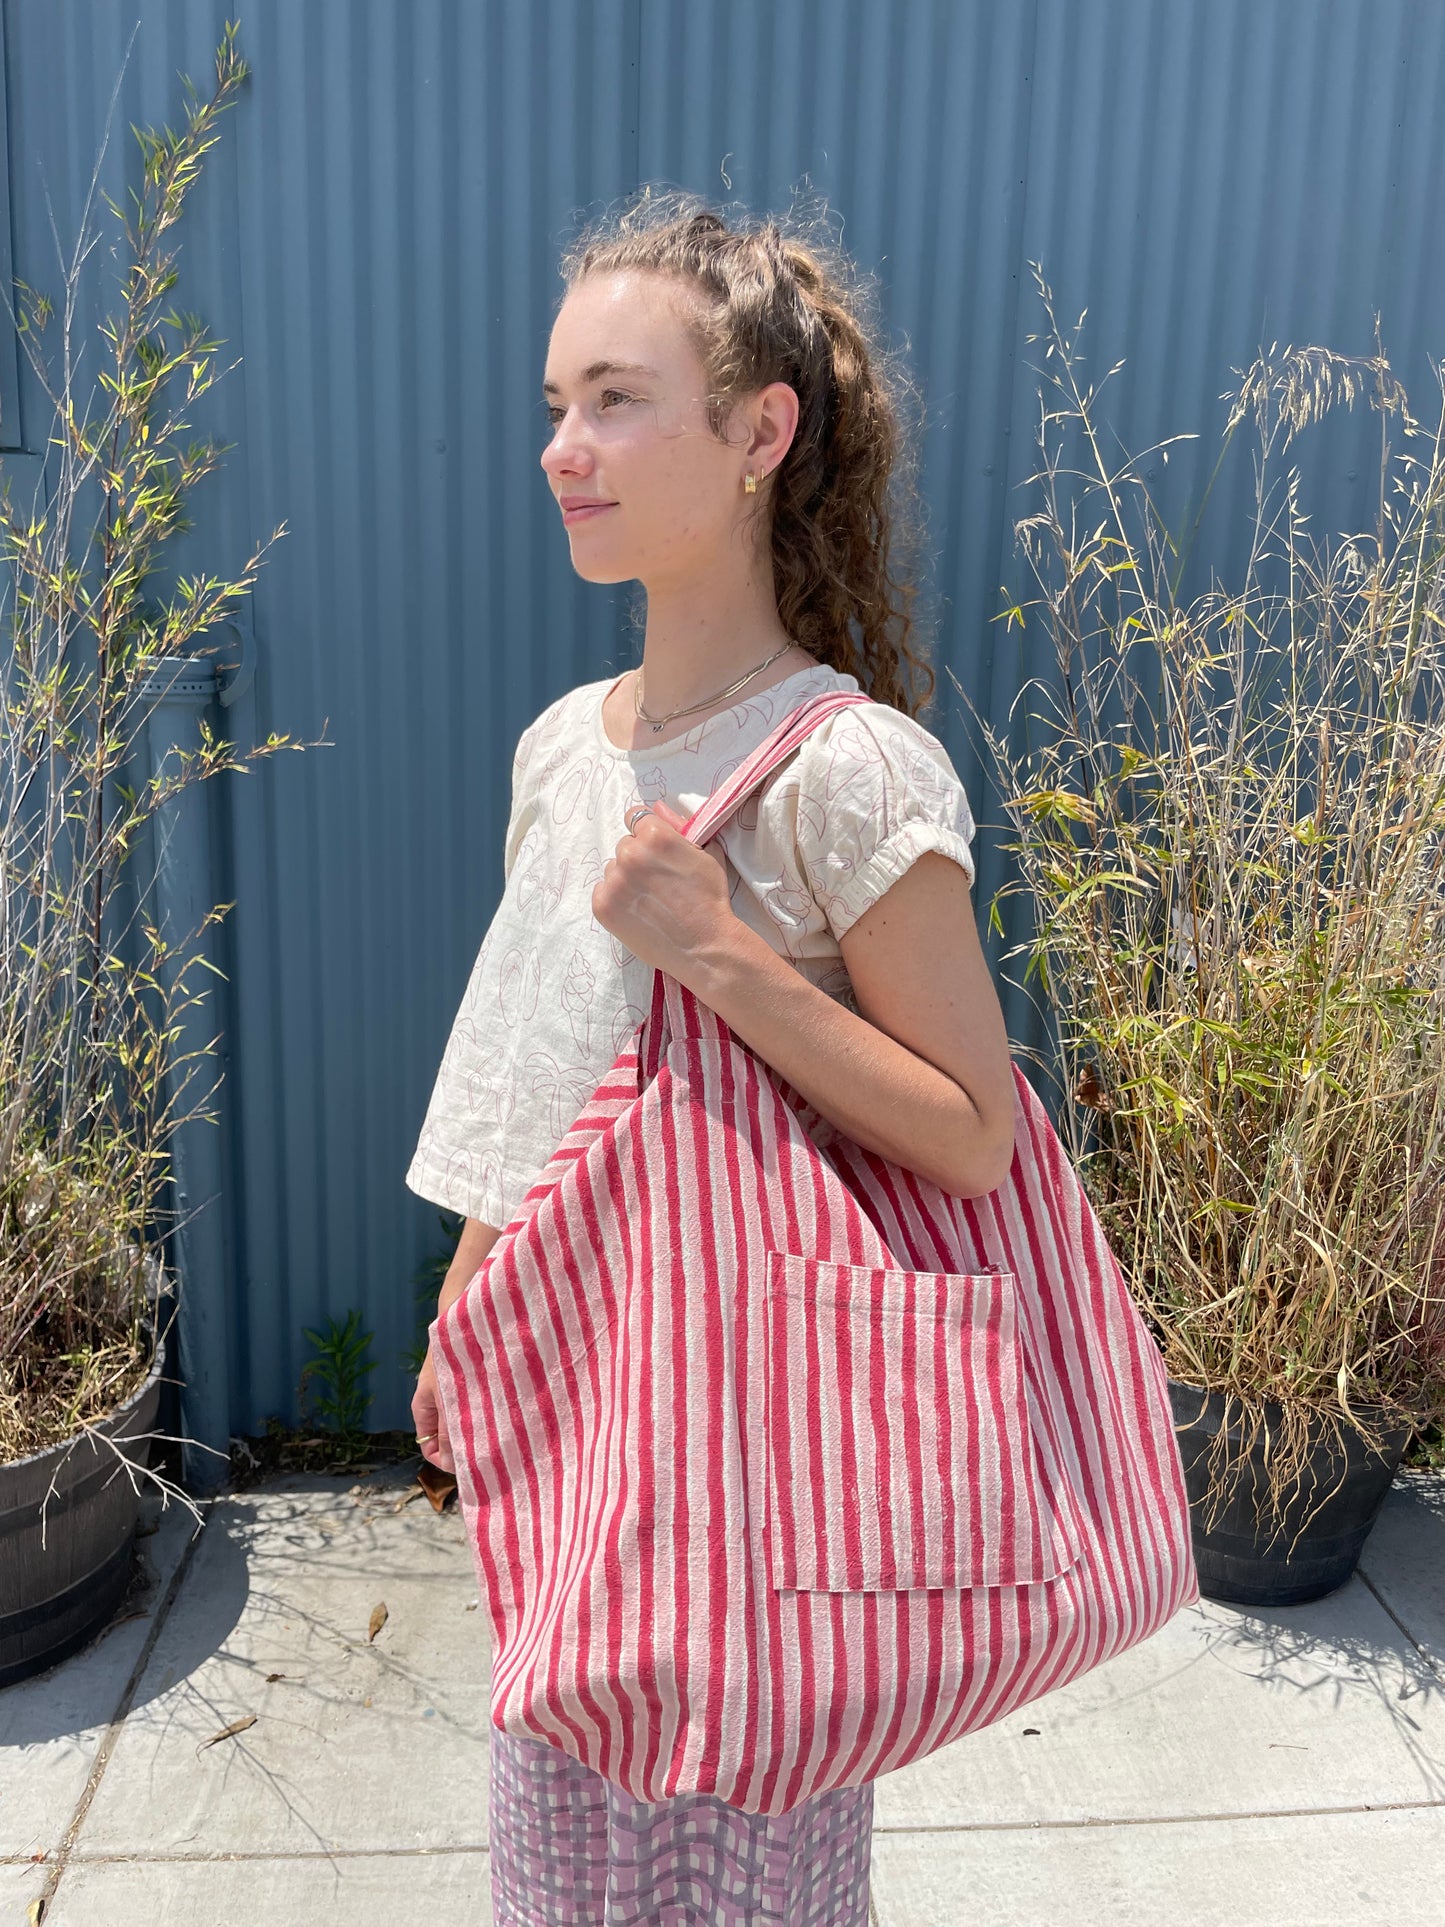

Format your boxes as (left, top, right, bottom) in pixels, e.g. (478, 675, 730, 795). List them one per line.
(487, 1726, 875, 1925)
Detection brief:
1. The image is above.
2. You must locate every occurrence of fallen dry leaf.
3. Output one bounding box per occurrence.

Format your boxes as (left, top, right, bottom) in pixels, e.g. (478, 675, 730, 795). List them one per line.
(199, 1714, 256, 1749)
(368, 1601, 389, 1642)
(416, 1462, 457, 1512)
(393, 1487, 426, 1512)
(26, 1897, 44, 1925)
(1075, 1062, 1110, 1111)
(264, 1672, 302, 1683)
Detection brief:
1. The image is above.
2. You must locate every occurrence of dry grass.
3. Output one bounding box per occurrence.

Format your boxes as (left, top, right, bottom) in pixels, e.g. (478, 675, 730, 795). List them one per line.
(959, 266, 1445, 1533)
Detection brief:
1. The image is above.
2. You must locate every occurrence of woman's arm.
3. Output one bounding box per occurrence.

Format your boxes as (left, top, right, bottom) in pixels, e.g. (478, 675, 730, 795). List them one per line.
(595, 801, 1014, 1200)
(689, 850, 1015, 1199)
(438, 1216, 504, 1316)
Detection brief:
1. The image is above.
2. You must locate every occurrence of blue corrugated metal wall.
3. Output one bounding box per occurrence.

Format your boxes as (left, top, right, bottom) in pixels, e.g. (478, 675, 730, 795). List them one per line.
(6, 0, 1443, 1442)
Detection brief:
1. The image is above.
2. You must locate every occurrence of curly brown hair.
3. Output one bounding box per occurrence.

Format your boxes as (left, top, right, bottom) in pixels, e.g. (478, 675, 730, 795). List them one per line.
(557, 187, 936, 721)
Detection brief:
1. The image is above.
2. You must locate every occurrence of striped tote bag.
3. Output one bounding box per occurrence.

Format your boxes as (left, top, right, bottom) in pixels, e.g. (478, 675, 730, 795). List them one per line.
(431, 688, 1199, 1817)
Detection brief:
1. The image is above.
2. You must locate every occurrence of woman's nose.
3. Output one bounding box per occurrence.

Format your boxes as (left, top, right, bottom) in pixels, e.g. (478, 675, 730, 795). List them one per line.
(541, 413, 590, 474)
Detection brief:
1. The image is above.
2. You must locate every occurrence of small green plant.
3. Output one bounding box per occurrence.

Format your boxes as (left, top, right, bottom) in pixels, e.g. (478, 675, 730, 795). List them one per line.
(398, 1209, 465, 1377)
(299, 1309, 377, 1437)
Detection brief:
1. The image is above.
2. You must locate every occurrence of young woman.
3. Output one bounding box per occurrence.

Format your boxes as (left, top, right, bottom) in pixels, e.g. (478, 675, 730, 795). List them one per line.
(406, 192, 1014, 1926)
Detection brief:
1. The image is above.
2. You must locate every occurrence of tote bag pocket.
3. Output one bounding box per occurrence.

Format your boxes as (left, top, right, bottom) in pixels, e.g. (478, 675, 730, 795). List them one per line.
(761, 1250, 1083, 1592)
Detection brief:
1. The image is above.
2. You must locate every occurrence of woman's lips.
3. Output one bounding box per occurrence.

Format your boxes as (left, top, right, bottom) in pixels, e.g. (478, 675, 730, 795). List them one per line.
(563, 502, 617, 526)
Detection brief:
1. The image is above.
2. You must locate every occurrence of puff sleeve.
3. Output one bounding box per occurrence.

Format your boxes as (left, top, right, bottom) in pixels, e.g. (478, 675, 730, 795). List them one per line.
(402, 704, 551, 1221)
(787, 702, 977, 943)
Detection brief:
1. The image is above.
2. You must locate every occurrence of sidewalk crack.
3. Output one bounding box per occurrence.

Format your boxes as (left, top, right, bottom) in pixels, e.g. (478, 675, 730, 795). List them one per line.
(32, 1498, 213, 1921)
(871, 1795, 1445, 1834)
(1355, 1562, 1445, 1688)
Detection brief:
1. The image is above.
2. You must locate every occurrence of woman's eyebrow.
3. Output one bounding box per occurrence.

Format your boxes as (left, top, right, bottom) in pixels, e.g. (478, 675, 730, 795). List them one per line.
(542, 360, 660, 397)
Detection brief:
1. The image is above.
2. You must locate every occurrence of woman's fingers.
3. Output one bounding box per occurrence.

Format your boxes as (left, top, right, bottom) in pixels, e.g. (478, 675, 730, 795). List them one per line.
(593, 796, 733, 973)
(412, 1356, 452, 1467)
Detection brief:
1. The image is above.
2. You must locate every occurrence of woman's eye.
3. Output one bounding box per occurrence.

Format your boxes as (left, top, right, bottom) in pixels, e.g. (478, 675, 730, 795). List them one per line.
(544, 390, 632, 425)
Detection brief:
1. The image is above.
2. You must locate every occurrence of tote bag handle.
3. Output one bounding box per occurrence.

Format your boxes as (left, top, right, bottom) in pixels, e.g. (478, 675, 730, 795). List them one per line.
(678, 689, 873, 850)
(637, 689, 874, 1084)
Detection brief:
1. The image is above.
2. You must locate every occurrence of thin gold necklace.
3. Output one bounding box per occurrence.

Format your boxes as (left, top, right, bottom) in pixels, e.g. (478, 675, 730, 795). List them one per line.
(633, 641, 797, 734)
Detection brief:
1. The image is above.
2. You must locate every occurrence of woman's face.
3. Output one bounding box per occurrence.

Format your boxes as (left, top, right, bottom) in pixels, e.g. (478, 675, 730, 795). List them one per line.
(540, 269, 791, 588)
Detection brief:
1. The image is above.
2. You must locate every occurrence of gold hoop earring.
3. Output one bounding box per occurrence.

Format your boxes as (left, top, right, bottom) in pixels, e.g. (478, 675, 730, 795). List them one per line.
(744, 470, 758, 495)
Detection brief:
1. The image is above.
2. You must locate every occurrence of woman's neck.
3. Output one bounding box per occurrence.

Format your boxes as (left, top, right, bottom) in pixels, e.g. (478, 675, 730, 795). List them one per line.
(600, 644, 820, 753)
(634, 560, 801, 717)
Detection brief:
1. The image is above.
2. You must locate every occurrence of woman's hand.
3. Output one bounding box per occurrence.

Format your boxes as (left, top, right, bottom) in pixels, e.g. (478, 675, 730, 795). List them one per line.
(592, 798, 736, 978)
(411, 1345, 455, 1474)
(411, 1218, 502, 1476)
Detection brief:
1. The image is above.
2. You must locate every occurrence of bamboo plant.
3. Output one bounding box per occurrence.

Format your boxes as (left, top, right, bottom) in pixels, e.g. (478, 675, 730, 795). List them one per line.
(0, 24, 321, 1476)
(961, 265, 1445, 1537)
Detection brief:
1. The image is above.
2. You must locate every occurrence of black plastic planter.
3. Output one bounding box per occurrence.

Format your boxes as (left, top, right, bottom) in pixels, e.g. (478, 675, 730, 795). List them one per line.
(0, 1341, 166, 1688)
(1168, 1377, 1415, 1607)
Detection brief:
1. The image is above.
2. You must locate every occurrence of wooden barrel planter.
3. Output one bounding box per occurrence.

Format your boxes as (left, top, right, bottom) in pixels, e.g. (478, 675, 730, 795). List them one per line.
(0, 1258, 170, 1688)
(1168, 1378, 1416, 1607)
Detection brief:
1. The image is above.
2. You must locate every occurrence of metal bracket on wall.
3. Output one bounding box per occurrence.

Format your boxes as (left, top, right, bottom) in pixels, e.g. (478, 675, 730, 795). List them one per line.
(214, 612, 255, 709)
(138, 659, 217, 704)
(135, 614, 254, 710)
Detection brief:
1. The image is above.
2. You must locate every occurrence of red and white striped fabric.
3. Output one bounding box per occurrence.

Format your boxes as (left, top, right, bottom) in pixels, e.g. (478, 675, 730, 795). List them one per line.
(432, 689, 1200, 1817)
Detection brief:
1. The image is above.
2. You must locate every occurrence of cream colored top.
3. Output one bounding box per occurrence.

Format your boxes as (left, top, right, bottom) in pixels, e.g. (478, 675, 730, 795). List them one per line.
(404, 660, 978, 1231)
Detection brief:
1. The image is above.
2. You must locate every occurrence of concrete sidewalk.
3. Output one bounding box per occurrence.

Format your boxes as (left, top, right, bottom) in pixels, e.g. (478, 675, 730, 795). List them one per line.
(5, 1464, 1443, 1926)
